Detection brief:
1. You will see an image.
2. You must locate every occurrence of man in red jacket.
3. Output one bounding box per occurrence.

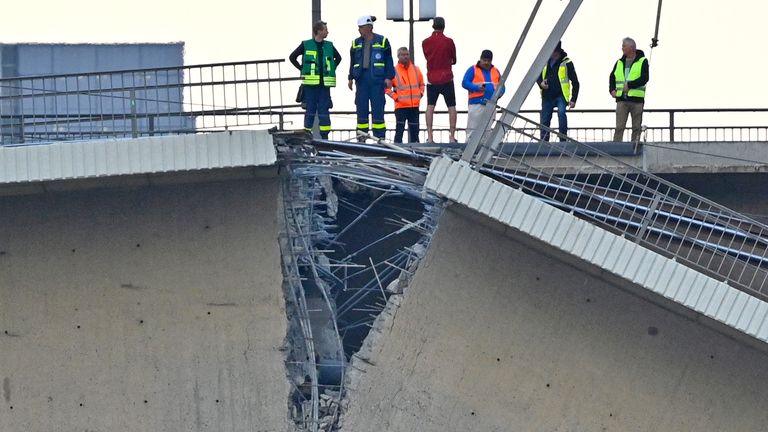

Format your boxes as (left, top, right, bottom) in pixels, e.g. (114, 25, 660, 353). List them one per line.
(422, 17, 457, 143)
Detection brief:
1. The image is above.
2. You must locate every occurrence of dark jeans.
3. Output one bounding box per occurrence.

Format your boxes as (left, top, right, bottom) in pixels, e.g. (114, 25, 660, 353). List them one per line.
(394, 107, 420, 143)
(540, 95, 568, 141)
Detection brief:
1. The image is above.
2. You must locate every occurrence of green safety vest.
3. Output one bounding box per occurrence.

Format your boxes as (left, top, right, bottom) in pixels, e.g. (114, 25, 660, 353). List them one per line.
(541, 57, 572, 101)
(301, 39, 336, 87)
(613, 57, 646, 98)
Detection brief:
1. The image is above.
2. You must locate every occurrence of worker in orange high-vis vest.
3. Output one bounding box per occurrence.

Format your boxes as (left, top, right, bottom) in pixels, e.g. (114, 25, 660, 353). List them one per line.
(461, 49, 505, 144)
(386, 47, 425, 143)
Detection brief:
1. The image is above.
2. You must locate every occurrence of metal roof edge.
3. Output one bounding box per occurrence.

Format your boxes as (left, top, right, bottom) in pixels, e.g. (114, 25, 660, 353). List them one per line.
(0, 131, 277, 186)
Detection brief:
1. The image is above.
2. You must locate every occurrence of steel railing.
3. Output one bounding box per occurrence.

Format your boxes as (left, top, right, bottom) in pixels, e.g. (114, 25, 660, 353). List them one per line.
(275, 108, 768, 144)
(469, 108, 768, 300)
(0, 59, 300, 145)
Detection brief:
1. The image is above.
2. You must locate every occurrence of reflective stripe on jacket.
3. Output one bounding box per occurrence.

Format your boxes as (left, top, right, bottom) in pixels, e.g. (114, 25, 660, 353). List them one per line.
(385, 63, 424, 109)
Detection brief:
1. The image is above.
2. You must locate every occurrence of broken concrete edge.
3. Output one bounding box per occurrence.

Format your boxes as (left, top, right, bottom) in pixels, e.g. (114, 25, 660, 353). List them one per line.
(339, 210, 442, 429)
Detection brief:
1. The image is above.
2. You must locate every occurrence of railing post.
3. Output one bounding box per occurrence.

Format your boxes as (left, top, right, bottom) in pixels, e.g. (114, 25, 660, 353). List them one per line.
(130, 89, 138, 138)
(669, 110, 675, 142)
(148, 115, 155, 137)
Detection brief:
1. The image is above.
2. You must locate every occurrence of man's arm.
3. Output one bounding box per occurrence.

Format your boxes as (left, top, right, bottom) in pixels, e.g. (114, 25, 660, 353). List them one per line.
(461, 67, 481, 92)
(450, 39, 457, 65)
(608, 61, 617, 97)
(332, 46, 342, 68)
(384, 40, 396, 80)
(288, 43, 304, 71)
(417, 67, 425, 94)
(567, 62, 580, 103)
(348, 44, 355, 90)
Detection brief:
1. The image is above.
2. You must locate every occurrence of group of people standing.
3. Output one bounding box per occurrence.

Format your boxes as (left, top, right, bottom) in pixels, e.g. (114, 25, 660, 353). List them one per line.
(289, 16, 649, 145)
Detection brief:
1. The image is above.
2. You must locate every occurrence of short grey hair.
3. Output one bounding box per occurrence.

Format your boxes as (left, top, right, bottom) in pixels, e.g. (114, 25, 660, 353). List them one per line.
(622, 37, 636, 49)
(397, 47, 409, 55)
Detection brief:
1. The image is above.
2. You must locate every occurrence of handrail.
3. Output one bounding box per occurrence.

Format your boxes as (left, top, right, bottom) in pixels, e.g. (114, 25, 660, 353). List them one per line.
(0, 59, 293, 144)
(474, 108, 768, 299)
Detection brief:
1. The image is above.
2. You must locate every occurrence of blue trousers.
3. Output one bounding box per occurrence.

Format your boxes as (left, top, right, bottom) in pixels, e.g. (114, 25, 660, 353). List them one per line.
(303, 85, 331, 139)
(355, 74, 386, 139)
(540, 95, 568, 141)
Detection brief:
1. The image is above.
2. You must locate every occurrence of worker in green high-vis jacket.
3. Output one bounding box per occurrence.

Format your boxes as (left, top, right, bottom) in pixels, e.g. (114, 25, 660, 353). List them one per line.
(289, 21, 342, 139)
(609, 37, 650, 144)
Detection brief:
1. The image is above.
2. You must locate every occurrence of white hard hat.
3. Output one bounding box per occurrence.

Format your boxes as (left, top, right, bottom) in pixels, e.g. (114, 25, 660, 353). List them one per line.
(357, 15, 376, 27)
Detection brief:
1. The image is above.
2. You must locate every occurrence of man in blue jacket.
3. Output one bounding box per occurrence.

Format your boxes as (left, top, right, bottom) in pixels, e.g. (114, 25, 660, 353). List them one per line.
(462, 50, 505, 144)
(348, 15, 395, 142)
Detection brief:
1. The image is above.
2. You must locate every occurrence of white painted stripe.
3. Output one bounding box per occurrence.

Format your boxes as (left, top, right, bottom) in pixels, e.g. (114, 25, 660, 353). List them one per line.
(425, 156, 768, 346)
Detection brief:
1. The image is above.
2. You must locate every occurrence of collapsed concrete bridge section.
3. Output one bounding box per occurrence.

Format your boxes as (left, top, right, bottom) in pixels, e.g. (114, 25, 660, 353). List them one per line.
(0, 131, 766, 431)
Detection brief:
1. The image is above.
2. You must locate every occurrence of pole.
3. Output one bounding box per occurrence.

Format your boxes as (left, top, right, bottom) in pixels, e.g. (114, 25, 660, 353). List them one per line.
(312, 0, 321, 25)
(651, 0, 662, 48)
(409, 0, 415, 63)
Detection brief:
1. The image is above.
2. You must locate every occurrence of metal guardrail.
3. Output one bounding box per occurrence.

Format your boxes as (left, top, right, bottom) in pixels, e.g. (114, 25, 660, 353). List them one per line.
(0, 59, 300, 144)
(276, 108, 768, 144)
(470, 108, 768, 299)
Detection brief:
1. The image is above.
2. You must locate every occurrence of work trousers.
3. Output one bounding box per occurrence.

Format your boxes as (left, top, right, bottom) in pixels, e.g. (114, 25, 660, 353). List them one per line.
(466, 103, 491, 144)
(614, 101, 644, 143)
(540, 95, 568, 142)
(303, 85, 332, 139)
(355, 73, 387, 139)
(394, 107, 420, 143)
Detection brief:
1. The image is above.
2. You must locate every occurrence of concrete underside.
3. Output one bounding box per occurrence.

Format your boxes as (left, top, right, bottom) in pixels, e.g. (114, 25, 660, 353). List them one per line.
(0, 178, 291, 431)
(342, 205, 768, 431)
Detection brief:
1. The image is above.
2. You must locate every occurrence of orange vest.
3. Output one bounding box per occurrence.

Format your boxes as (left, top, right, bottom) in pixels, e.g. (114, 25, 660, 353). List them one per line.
(386, 63, 424, 109)
(468, 65, 501, 101)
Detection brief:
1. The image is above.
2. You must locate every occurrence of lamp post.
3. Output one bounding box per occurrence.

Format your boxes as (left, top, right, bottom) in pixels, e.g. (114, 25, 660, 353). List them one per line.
(312, 0, 321, 24)
(387, 0, 435, 63)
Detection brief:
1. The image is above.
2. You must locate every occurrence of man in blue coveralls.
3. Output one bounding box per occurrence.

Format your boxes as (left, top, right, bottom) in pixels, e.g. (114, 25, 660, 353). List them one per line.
(348, 15, 395, 142)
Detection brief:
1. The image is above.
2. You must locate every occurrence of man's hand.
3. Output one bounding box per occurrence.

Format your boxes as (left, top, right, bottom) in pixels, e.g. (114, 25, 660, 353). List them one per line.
(623, 83, 629, 92)
(348, 80, 354, 91)
(477, 84, 486, 93)
(384, 78, 392, 89)
(540, 79, 549, 90)
(610, 90, 617, 98)
(569, 101, 576, 109)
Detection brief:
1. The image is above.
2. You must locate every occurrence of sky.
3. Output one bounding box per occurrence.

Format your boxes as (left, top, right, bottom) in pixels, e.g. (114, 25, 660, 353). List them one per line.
(1, 0, 766, 130)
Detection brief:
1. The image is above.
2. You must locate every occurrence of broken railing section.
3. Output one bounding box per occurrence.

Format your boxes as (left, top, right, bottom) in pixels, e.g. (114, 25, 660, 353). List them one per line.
(279, 147, 441, 431)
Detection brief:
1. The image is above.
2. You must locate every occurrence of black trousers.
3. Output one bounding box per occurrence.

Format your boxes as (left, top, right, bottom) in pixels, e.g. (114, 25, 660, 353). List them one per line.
(394, 107, 420, 143)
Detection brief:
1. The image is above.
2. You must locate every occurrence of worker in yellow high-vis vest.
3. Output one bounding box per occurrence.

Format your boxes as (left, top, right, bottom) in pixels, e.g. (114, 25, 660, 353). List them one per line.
(537, 41, 580, 142)
(609, 37, 649, 143)
(289, 20, 342, 139)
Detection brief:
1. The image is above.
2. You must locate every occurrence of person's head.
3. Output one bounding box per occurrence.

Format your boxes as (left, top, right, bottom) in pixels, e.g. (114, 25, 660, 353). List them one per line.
(550, 41, 562, 61)
(357, 15, 376, 38)
(397, 47, 411, 66)
(621, 37, 637, 57)
(313, 21, 328, 39)
(432, 17, 445, 32)
(479, 49, 493, 70)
